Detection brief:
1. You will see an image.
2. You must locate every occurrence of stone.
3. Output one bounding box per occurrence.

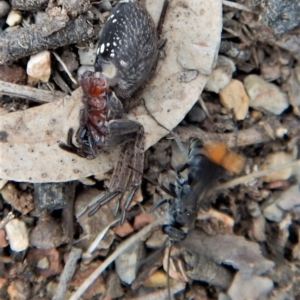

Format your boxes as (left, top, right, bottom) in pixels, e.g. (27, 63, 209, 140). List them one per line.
(0, 65, 26, 84)
(78, 47, 97, 66)
(0, 182, 34, 214)
(287, 66, 300, 107)
(27, 50, 51, 82)
(263, 202, 284, 222)
(0, 229, 8, 248)
(277, 185, 300, 211)
(260, 151, 295, 182)
(115, 241, 144, 284)
(244, 74, 289, 115)
(6, 10, 22, 26)
(205, 55, 236, 93)
(0, 1, 10, 18)
(228, 272, 273, 300)
(5, 219, 29, 251)
(219, 79, 249, 120)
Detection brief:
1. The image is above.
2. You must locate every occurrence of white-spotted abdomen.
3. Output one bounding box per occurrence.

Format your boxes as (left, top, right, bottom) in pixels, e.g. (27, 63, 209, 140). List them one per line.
(95, 0, 158, 98)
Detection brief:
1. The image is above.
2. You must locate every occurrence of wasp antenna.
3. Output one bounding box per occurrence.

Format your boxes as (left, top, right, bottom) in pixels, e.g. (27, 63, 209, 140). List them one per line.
(148, 197, 171, 213)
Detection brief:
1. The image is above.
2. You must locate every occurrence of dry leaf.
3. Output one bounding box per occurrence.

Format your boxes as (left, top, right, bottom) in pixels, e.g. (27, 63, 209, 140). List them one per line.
(0, 0, 222, 182)
(180, 229, 275, 276)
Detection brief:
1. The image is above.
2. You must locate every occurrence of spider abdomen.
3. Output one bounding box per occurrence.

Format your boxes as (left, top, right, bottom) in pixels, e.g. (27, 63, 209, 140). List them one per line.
(95, 0, 158, 98)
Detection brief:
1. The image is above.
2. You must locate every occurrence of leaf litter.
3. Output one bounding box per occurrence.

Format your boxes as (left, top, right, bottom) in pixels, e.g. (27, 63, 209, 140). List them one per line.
(0, 0, 300, 299)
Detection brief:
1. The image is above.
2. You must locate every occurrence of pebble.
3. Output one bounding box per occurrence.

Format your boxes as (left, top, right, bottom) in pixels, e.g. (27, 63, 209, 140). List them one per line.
(260, 62, 281, 81)
(205, 55, 236, 93)
(34, 182, 70, 211)
(0, 229, 8, 248)
(260, 151, 295, 182)
(143, 270, 168, 288)
(170, 140, 188, 170)
(251, 215, 266, 242)
(114, 219, 134, 237)
(27, 50, 51, 82)
(78, 47, 97, 65)
(145, 228, 167, 248)
(5, 219, 29, 252)
(37, 257, 50, 270)
(1, 183, 34, 214)
(277, 185, 300, 211)
(0, 1, 10, 18)
(246, 200, 261, 218)
(29, 212, 65, 249)
(133, 211, 155, 229)
(187, 104, 207, 123)
(228, 272, 273, 300)
(263, 200, 284, 222)
(219, 79, 249, 120)
(0, 65, 27, 84)
(6, 10, 22, 26)
(7, 279, 30, 300)
(287, 66, 300, 107)
(244, 74, 289, 115)
(115, 241, 144, 284)
(27, 248, 62, 279)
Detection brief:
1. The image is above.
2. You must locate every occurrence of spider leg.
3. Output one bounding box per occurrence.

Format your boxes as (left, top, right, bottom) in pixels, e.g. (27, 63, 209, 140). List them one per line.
(59, 128, 80, 155)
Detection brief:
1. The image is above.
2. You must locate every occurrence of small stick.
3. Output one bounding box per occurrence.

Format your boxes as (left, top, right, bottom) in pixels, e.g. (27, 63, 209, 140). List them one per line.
(0, 14, 94, 64)
(86, 218, 120, 254)
(52, 51, 78, 85)
(0, 80, 65, 103)
(11, 0, 48, 11)
(52, 247, 82, 300)
(217, 160, 300, 190)
(176, 123, 285, 148)
(0, 212, 14, 229)
(69, 216, 166, 300)
(222, 0, 253, 13)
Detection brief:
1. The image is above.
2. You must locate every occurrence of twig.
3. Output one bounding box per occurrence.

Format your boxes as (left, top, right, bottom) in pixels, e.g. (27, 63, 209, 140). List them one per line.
(0, 14, 95, 64)
(176, 122, 285, 148)
(61, 182, 77, 249)
(52, 51, 78, 85)
(0, 80, 65, 103)
(69, 216, 166, 300)
(52, 247, 82, 300)
(11, 0, 48, 11)
(222, 0, 253, 13)
(0, 212, 14, 229)
(86, 218, 120, 254)
(217, 160, 300, 190)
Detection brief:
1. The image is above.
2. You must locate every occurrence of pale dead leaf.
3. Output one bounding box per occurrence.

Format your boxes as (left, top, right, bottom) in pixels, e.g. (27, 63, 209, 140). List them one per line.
(0, 0, 222, 182)
(180, 229, 275, 276)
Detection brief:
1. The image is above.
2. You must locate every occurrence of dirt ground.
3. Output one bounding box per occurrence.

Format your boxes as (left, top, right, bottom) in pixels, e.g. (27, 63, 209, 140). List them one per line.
(0, 0, 300, 299)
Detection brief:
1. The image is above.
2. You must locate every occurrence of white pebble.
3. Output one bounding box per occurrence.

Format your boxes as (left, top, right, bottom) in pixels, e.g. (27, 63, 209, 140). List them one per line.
(205, 56, 236, 93)
(5, 219, 29, 252)
(244, 74, 289, 115)
(78, 47, 97, 65)
(27, 51, 51, 82)
(6, 10, 22, 26)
